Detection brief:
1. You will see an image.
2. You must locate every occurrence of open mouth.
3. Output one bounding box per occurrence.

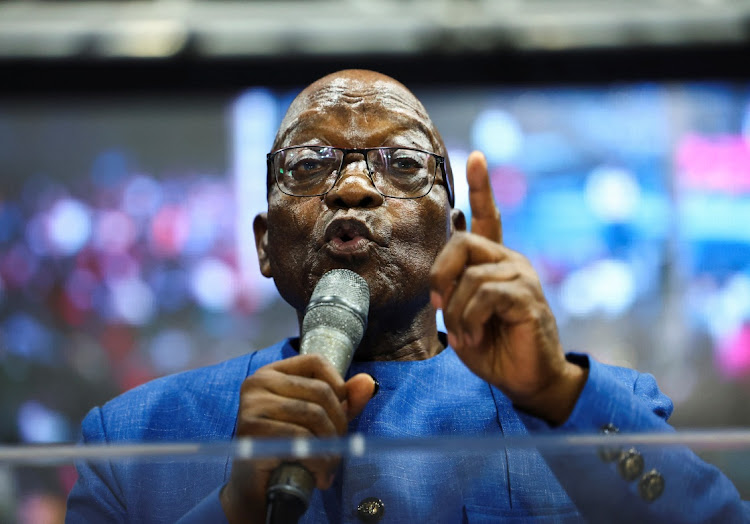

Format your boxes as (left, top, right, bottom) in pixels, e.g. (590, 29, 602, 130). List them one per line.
(325, 218, 374, 256)
(339, 231, 356, 243)
(332, 234, 367, 248)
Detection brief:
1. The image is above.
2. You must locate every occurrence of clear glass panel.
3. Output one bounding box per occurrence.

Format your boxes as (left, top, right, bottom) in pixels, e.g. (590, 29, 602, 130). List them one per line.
(3, 432, 750, 523)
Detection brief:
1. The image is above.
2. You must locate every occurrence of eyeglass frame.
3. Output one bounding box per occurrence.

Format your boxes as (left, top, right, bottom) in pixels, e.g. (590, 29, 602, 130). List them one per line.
(266, 145, 455, 207)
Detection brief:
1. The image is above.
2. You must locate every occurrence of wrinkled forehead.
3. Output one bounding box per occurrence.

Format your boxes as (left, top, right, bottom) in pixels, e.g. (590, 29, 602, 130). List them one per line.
(273, 77, 441, 151)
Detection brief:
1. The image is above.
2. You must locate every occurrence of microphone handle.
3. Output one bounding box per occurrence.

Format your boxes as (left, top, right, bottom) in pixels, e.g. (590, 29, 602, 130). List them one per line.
(265, 329, 356, 523)
(300, 326, 356, 376)
(266, 463, 315, 524)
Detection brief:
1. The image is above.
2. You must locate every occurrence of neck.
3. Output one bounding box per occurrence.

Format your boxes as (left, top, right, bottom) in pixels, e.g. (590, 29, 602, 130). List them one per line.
(355, 298, 444, 361)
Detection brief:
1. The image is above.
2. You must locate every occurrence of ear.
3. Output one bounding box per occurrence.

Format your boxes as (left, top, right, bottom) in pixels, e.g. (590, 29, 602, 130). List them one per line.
(253, 212, 273, 278)
(450, 208, 466, 235)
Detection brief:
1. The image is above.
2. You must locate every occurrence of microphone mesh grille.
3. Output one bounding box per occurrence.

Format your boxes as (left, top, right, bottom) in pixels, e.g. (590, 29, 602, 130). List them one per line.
(310, 269, 370, 310)
(302, 269, 370, 348)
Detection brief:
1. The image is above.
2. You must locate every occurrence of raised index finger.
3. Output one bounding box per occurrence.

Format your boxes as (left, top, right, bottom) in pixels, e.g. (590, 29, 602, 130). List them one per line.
(467, 151, 503, 244)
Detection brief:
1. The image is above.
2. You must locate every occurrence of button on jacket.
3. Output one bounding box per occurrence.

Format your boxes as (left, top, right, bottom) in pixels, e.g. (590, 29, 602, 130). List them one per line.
(66, 339, 750, 523)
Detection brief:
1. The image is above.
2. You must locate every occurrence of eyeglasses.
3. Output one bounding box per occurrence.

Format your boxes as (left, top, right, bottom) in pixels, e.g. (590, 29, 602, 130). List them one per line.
(267, 146, 454, 206)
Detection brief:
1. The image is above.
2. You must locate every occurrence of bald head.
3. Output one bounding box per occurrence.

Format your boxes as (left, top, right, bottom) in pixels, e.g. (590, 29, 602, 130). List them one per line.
(269, 69, 454, 205)
(274, 70, 435, 149)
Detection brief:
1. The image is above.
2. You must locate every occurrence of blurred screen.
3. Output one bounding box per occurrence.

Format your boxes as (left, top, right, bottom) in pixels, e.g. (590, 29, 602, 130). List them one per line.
(2, 81, 750, 453)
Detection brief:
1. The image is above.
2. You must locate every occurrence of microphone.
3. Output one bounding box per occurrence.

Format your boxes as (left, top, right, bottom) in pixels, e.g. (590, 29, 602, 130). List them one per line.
(266, 269, 370, 524)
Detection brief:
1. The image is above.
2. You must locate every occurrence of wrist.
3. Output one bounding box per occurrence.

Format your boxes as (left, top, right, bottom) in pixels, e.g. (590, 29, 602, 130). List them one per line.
(513, 361, 588, 426)
(220, 481, 266, 524)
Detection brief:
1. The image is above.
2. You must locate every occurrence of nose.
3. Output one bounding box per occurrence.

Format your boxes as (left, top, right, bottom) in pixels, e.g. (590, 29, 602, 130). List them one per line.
(324, 158, 385, 209)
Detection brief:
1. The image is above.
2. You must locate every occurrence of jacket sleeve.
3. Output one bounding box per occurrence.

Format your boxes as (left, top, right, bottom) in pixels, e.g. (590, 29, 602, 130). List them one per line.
(65, 407, 126, 523)
(518, 353, 750, 523)
(65, 407, 231, 524)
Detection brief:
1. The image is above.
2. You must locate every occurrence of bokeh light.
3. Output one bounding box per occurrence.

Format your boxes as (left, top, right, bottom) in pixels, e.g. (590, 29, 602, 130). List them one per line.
(17, 401, 71, 443)
(2, 313, 55, 363)
(189, 257, 237, 311)
(559, 259, 636, 318)
(122, 175, 163, 218)
(149, 205, 190, 258)
(490, 166, 527, 210)
(585, 165, 641, 223)
(46, 198, 91, 256)
(94, 210, 136, 253)
(471, 109, 523, 165)
(109, 277, 156, 325)
(148, 328, 195, 375)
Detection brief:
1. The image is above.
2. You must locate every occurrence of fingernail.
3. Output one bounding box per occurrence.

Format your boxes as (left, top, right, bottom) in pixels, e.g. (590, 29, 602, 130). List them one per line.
(430, 291, 442, 310)
(367, 374, 380, 397)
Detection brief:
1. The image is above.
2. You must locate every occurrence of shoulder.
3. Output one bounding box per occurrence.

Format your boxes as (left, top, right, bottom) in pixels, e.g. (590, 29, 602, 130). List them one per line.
(82, 341, 292, 442)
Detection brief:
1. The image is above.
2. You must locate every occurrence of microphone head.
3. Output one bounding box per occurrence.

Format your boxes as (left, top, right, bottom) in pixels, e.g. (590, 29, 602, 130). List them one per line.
(301, 269, 370, 371)
(309, 269, 370, 315)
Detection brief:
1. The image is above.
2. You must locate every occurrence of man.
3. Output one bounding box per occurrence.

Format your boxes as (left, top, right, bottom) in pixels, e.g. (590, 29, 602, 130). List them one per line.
(66, 70, 749, 523)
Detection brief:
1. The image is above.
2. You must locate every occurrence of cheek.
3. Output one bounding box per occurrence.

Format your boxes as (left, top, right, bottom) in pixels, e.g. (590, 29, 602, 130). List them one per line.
(390, 199, 451, 273)
(265, 197, 323, 306)
(267, 190, 326, 240)
(268, 201, 314, 243)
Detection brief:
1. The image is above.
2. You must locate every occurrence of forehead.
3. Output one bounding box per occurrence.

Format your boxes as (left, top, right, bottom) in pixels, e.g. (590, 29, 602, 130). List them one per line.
(275, 77, 440, 150)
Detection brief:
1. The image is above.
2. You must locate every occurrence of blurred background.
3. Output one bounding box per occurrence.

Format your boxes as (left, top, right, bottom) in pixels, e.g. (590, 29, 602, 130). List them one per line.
(2, 0, 750, 520)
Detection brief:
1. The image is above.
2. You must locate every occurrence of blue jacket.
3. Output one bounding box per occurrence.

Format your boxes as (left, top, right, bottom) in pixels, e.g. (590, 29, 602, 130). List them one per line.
(66, 339, 749, 523)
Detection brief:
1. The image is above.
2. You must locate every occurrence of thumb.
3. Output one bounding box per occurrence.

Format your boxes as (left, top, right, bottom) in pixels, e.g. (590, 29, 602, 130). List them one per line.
(343, 373, 378, 421)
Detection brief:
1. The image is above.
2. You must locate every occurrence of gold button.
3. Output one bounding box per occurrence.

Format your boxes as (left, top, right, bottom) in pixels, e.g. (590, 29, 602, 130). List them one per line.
(639, 469, 665, 502)
(357, 497, 385, 523)
(598, 423, 621, 462)
(618, 448, 645, 481)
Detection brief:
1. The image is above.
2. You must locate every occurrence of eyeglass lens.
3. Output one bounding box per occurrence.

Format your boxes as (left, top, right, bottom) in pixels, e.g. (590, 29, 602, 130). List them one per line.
(274, 147, 437, 198)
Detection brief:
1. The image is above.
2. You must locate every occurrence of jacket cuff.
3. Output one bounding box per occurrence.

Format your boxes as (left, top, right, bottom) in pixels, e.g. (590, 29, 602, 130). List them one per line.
(519, 353, 672, 433)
